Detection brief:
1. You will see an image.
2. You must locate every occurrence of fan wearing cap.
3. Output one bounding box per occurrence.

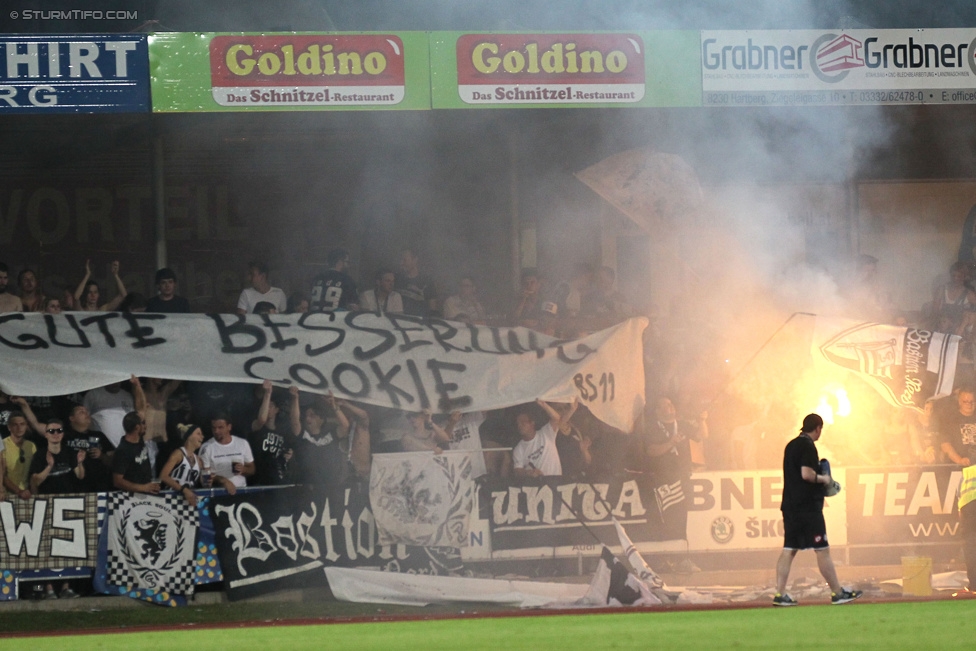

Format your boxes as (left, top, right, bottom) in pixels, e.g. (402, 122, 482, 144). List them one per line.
(29, 419, 85, 495)
(160, 423, 204, 507)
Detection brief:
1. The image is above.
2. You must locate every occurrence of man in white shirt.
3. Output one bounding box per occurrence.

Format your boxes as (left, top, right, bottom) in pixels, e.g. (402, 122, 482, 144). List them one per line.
(446, 410, 487, 478)
(199, 414, 255, 493)
(236, 261, 287, 315)
(512, 398, 578, 477)
(359, 269, 404, 315)
(83, 382, 134, 447)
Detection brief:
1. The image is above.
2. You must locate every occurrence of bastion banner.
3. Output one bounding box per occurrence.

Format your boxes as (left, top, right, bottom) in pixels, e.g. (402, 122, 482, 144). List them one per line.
(149, 32, 430, 112)
(210, 483, 463, 600)
(0, 312, 646, 431)
(812, 317, 960, 412)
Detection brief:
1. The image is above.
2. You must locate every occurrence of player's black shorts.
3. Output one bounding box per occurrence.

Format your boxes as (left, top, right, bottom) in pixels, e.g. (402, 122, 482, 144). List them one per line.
(782, 510, 828, 550)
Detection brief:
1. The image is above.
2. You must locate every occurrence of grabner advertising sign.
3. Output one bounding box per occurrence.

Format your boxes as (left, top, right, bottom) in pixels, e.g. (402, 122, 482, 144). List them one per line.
(0, 35, 148, 113)
(209, 34, 406, 107)
(702, 29, 976, 106)
(455, 33, 646, 105)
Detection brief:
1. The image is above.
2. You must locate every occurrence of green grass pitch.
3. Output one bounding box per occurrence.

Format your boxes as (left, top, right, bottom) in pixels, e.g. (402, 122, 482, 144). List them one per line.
(10, 601, 970, 650)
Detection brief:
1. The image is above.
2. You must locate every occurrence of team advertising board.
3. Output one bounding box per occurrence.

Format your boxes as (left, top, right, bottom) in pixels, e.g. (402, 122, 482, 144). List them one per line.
(702, 29, 976, 106)
(150, 32, 430, 112)
(0, 35, 149, 113)
(845, 466, 963, 545)
(685, 470, 848, 551)
(0, 313, 646, 432)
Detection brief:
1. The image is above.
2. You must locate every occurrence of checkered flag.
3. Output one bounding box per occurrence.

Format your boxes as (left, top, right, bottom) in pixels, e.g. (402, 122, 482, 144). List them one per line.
(106, 493, 199, 597)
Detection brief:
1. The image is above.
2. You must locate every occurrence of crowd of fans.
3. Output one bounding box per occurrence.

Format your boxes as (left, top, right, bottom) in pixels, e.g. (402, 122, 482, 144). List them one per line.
(4, 246, 970, 513)
(0, 248, 669, 508)
(7, 248, 976, 596)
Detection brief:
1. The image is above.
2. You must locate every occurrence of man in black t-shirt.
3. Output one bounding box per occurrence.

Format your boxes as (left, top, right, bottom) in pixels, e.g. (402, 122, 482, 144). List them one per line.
(112, 412, 159, 494)
(63, 404, 115, 492)
(310, 248, 359, 312)
(29, 419, 84, 495)
(642, 397, 704, 539)
(396, 248, 437, 317)
(773, 414, 861, 606)
(248, 381, 292, 486)
(940, 388, 976, 466)
(145, 268, 191, 314)
(941, 388, 976, 591)
(287, 398, 348, 490)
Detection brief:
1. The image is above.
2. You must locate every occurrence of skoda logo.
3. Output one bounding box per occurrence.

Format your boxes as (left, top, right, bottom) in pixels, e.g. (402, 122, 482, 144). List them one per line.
(711, 516, 734, 544)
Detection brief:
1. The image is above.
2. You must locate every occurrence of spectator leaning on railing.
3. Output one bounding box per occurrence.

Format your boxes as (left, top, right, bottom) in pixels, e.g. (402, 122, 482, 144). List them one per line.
(160, 423, 205, 507)
(112, 411, 160, 495)
(199, 413, 255, 495)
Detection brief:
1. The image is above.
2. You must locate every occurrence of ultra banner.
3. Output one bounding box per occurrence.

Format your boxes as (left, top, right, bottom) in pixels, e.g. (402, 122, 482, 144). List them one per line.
(210, 483, 462, 601)
(0, 493, 99, 570)
(0, 312, 646, 431)
(370, 450, 475, 547)
(813, 318, 959, 412)
(483, 475, 674, 551)
(106, 492, 199, 598)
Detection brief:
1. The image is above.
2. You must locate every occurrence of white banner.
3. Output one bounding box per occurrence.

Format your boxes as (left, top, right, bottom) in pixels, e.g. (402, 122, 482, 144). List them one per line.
(325, 566, 589, 607)
(370, 450, 475, 547)
(812, 317, 959, 411)
(0, 312, 646, 431)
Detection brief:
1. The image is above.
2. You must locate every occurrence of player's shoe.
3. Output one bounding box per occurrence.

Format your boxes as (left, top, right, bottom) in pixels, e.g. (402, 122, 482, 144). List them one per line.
(831, 589, 863, 604)
(772, 593, 797, 606)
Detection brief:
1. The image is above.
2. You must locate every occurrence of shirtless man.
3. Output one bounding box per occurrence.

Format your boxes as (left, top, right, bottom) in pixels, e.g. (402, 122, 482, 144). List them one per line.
(0, 262, 23, 312)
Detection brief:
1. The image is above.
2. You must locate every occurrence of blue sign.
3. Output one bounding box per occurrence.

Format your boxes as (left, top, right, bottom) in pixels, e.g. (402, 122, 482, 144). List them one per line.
(0, 34, 149, 113)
